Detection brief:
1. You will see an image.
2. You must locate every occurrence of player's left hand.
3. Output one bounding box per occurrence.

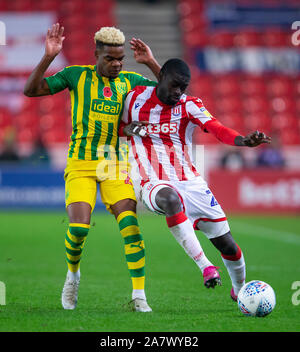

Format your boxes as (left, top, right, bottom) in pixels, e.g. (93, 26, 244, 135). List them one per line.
(130, 38, 154, 65)
(123, 121, 148, 137)
(243, 131, 271, 147)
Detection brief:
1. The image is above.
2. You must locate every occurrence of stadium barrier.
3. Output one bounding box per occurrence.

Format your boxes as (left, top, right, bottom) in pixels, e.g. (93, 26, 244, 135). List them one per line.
(209, 169, 300, 214)
(0, 166, 106, 210)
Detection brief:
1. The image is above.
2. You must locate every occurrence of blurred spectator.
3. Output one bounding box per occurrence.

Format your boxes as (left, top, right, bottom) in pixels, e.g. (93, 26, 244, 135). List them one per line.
(255, 135, 285, 169)
(0, 127, 20, 162)
(25, 137, 50, 166)
(220, 148, 246, 170)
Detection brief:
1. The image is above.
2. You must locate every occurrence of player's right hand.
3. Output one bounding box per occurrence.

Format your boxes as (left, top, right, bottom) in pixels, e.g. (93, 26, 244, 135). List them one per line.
(45, 23, 65, 57)
(123, 121, 148, 137)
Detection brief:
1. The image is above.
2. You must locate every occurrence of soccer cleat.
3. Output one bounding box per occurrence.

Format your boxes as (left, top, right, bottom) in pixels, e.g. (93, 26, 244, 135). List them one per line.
(61, 275, 80, 310)
(230, 287, 238, 302)
(203, 266, 221, 288)
(129, 298, 152, 312)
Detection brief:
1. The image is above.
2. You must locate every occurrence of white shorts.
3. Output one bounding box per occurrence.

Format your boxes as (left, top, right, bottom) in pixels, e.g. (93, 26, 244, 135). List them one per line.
(141, 176, 230, 239)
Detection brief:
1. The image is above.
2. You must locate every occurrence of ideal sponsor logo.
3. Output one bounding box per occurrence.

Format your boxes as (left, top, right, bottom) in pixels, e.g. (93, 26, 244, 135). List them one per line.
(91, 99, 121, 115)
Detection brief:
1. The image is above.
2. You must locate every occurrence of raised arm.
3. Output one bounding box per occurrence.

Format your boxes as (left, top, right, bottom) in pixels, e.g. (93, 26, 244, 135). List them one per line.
(130, 38, 161, 80)
(24, 23, 65, 97)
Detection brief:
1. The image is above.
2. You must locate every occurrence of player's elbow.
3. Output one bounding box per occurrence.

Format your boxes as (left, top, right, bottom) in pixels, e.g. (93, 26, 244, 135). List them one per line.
(23, 89, 33, 97)
(23, 85, 35, 97)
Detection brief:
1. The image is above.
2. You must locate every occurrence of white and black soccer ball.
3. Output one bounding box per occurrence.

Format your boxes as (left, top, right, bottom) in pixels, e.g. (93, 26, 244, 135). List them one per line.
(237, 280, 276, 317)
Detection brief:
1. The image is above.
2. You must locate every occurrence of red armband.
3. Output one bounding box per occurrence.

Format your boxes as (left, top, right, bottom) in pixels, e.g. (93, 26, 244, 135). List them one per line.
(204, 119, 240, 146)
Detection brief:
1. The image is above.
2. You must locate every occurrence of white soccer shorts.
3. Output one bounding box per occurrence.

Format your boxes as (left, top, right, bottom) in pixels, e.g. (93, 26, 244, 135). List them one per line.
(141, 176, 230, 239)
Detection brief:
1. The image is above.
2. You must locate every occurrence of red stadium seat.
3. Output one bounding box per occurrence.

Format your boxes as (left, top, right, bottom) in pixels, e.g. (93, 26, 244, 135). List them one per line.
(267, 77, 294, 97)
(180, 14, 207, 33)
(61, 15, 87, 31)
(213, 75, 240, 97)
(6, 0, 33, 11)
(240, 75, 267, 96)
(59, 0, 85, 15)
(16, 127, 39, 144)
(0, 108, 12, 128)
(38, 96, 57, 115)
(189, 74, 213, 97)
(33, 0, 59, 11)
(217, 113, 244, 132)
(243, 96, 269, 114)
(243, 112, 272, 134)
(234, 29, 261, 47)
(22, 97, 39, 113)
(262, 28, 290, 47)
(15, 112, 39, 129)
(42, 129, 69, 146)
(85, 0, 114, 14)
(177, 0, 204, 18)
(209, 31, 235, 49)
(215, 97, 243, 115)
(270, 96, 296, 114)
(183, 30, 209, 48)
(279, 128, 300, 145)
(271, 113, 299, 130)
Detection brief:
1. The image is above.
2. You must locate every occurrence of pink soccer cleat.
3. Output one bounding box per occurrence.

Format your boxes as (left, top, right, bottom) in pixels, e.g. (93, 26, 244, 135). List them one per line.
(203, 266, 221, 288)
(230, 287, 238, 301)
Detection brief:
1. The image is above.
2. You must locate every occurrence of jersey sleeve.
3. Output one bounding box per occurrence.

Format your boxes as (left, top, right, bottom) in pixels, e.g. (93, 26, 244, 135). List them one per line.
(185, 97, 215, 130)
(119, 90, 134, 136)
(186, 97, 240, 146)
(44, 66, 74, 94)
(123, 71, 157, 91)
(122, 90, 135, 124)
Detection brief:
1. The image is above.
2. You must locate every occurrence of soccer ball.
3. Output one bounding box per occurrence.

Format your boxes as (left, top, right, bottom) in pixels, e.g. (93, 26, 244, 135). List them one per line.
(237, 280, 276, 317)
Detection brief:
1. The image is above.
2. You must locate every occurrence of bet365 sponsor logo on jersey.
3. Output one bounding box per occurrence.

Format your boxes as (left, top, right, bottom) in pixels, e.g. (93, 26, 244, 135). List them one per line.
(91, 99, 121, 115)
(147, 122, 177, 134)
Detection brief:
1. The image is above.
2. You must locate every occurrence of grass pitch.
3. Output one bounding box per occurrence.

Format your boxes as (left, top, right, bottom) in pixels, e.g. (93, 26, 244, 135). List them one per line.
(0, 211, 299, 332)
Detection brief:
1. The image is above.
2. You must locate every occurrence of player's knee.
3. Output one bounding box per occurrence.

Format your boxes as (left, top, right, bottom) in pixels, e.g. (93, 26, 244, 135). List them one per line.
(156, 188, 182, 214)
(211, 231, 238, 256)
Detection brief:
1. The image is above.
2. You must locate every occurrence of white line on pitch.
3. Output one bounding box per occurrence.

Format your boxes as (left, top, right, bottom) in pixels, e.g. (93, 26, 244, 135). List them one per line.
(231, 221, 300, 246)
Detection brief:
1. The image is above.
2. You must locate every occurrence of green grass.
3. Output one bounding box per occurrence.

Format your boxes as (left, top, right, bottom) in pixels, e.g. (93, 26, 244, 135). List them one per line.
(0, 211, 300, 332)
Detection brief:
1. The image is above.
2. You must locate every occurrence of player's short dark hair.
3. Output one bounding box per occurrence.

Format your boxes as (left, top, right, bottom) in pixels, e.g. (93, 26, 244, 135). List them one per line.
(160, 58, 191, 80)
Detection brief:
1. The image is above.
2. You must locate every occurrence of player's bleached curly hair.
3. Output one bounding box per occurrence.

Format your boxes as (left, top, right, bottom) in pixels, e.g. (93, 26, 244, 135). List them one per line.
(94, 27, 125, 46)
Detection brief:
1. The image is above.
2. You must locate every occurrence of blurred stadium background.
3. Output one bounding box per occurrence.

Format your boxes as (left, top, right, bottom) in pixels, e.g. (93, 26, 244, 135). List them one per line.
(0, 0, 299, 214)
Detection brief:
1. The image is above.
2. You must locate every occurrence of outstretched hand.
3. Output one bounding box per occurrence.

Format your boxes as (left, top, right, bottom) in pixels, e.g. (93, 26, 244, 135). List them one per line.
(130, 37, 154, 65)
(242, 131, 271, 147)
(123, 121, 148, 137)
(45, 23, 65, 57)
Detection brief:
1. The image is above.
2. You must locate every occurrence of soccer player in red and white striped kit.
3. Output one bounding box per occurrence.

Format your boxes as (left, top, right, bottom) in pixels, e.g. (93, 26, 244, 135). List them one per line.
(120, 58, 271, 301)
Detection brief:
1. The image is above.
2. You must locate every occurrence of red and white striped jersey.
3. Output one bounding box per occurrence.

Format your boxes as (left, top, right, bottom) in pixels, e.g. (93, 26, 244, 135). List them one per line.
(122, 86, 216, 182)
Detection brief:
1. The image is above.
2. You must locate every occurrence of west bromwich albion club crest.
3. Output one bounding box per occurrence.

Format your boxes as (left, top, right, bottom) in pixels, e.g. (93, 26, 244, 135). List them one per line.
(116, 82, 127, 95)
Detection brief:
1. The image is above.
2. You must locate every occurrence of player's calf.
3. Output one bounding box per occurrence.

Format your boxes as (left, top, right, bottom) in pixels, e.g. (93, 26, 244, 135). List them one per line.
(211, 232, 246, 299)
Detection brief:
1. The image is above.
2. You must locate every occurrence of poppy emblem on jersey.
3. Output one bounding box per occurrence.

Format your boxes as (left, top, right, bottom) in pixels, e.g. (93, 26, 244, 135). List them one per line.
(171, 106, 181, 117)
(103, 87, 113, 98)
